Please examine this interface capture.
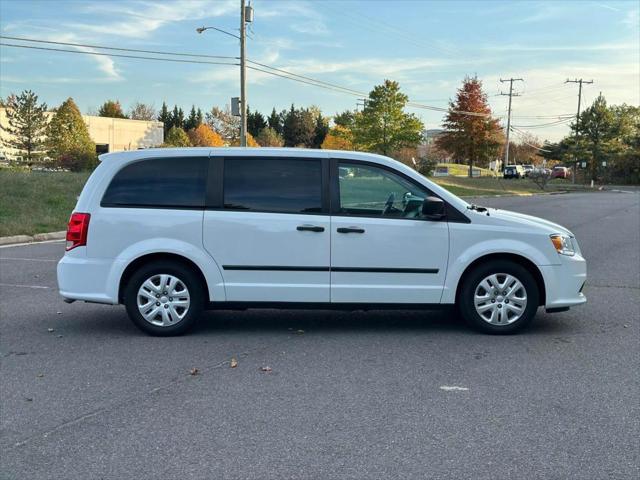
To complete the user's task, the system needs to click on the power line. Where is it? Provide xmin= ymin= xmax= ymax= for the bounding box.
xmin=1 ymin=35 xmax=557 ymax=121
xmin=511 ymin=118 xmax=573 ymax=129
xmin=0 ymin=42 xmax=239 ymax=66
xmin=0 ymin=34 xmax=238 ymax=60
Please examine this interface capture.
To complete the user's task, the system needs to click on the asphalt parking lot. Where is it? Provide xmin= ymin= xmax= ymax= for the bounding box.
xmin=1 ymin=191 xmax=639 ymax=479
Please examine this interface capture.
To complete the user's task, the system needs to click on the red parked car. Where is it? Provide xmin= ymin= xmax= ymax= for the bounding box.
xmin=552 ymin=166 xmax=571 ymax=179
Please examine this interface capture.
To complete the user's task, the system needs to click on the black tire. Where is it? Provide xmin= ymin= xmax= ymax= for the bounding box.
xmin=124 ymin=260 xmax=204 ymax=336
xmin=459 ymin=260 xmax=539 ymax=334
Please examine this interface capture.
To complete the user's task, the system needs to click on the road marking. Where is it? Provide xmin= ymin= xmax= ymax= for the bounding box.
xmin=440 ymin=386 xmax=469 ymax=392
xmin=0 ymin=257 xmax=58 ymax=262
xmin=0 ymin=283 xmax=50 ymax=290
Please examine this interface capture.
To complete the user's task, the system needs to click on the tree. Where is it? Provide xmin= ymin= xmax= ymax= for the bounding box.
xmin=267 ymin=107 xmax=284 ymax=135
xmin=157 ymin=102 xmax=171 ymax=136
xmin=196 ymin=108 xmax=204 ymax=127
xmin=353 ymin=80 xmax=424 ymax=156
xmin=187 ymin=124 xmax=224 ymax=147
xmin=184 ymin=105 xmax=201 ymax=131
xmin=163 ymin=126 xmax=191 ymax=147
xmin=321 ymin=125 xmax=354 ymax=150
xmin=171 ymin=105 xmax=185 ymax=131
xmin=1 ymin=90 xmax=48 ymax=165
xmin=575 ymin=94 xmax=620 ymax=182
xmin=98 ymin=100 xmax=127 ymax=119
xmin=47 ymin=97 xmax=96 ymax=171
xmin=283 ymin=105 xmax=316 ymax=147
xmin=312 ymin=112 xmax=329 ymax=148
xmin=247 ymin=107 xmax=267 ymax=137
xmin=256 ymin=127 xmax=284 ymax=147
xmin=206 ymin=106 xmax=240 ymax=144
xmin=231 ymin=132 xmax=260 ymax=147
xmin=510 ymin=133 xmax=542 ymax=164
xmin=128 ymin=102 xmax=156 ymax=121
xmin=333 ymin=110 xmax=356 ymax=129
xmin=435 ymin=76 xmax=504 ymax=177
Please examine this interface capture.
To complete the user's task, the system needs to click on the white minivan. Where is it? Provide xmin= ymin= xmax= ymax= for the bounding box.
xmin=57 ymin=148 xmax=586 ymax=335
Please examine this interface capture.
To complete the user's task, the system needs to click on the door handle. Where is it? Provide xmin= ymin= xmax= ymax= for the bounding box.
xmin=297 ymin=225 xmax=325 ymax=232
xmin=337 ymin=227 xmax=365 ymax=234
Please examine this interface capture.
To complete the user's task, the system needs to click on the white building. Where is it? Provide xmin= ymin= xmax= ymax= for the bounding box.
xmin=0 ymin=108 xmax=164 ymax=161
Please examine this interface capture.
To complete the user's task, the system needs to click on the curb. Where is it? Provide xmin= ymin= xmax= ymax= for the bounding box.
xmin=0 ymin=231 xmax=66 ymax=247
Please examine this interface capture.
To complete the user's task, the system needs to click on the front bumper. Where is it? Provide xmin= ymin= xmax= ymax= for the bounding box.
xmin=539 ymin=253 xmax=587 ymax=310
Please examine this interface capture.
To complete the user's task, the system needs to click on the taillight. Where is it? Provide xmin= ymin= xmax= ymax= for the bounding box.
xmin=66 ymin=213 xmax=91 ymax=251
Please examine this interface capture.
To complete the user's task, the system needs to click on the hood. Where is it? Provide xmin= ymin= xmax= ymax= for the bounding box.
xmin=486 ymin=208 xmax=574 ymax=236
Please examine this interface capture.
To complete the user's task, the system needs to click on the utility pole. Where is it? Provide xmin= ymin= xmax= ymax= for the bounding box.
xmin=565 ymin=78 xmax=593 ymax=184
xmin=239 ymin=0 xmax=248 ymax=147
xmin=499 ymin=78 xmax=523 ymax=169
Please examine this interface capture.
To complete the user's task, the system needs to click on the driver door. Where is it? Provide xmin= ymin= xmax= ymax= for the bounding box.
xmin=330 ymin=159 xmax=449 ymax=304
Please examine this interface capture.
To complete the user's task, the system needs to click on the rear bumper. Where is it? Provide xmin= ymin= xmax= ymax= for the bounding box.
xmin=57 ymin=251 xmax=121 ymax=304
xmin=539 ymin=253 xmax=587 ymax=309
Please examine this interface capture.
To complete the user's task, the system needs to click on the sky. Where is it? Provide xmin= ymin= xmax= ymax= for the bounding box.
xmin=0 ymin=0 xmax=638 ymax=142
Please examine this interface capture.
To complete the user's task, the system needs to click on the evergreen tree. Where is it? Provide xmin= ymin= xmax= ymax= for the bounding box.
xmin=283 ymin=105 xmax=315 ymax=147
xmin=435 ymin=76 xmax=503 ymax=176
xmin=1 ymin=90 xmax=48 ymax=165
xmin=98 ymin=100 xmax=127 ymax=118
xmin=353 ymin=80 xmax=424 ymax=156
xmin=47 ymin=97 xmax=96 ymax=171
xmin=157 ymin=102 xmax=171 ymax=136
xmin=170 ymin=105 xmax=185 ymax=131
xmin=312 ymin=112 xmax=329 ymax=149
xmin=196 ymin=108 xmax=204 ymax=127
xmin=247 ymin=107 xmax=267 ymax=137
xmin=267 ymin=107 xmax=283 ymax=135
xmin=184 ymin=105 xmax=199 ymax=130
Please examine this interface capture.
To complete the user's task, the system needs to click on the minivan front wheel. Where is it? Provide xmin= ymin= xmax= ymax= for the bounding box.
xmin=460 ymin=260 xmax=539 ymax=334
xmin=124 ymin=261 xmax=204 ymax=336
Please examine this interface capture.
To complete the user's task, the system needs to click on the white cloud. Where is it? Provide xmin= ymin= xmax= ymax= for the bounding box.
xmin=73 ymin=0 xmax=236 ymax=39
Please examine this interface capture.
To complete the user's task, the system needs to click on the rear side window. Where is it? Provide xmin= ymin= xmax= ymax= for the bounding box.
xmin=102 ymin=157 xmax=207 ymax=208
xmin=224 ymin=157 xmax=322 ymax=214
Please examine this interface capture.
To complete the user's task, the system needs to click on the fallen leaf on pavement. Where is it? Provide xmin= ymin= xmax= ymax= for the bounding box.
xmin=189 ymin=368 xmax=200 ymax=376
xmin=230 ymin=357 xmax=238 ymax=368
xmin=36 ymin=374 xmax=44 ymax=378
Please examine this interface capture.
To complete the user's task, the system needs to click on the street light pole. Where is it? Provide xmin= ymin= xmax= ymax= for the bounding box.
xmin=239 ymin=0 xmax=247 ymax=147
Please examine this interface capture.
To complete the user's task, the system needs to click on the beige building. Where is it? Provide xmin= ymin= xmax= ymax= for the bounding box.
xmin=0 ymin=107 xmax=164 ymax=161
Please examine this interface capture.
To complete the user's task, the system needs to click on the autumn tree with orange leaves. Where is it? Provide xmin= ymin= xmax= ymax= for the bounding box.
xmin=436 ymin=76 xmax=504 ymax=177
xmin=188 ymin=124 xmax=224 ymax=147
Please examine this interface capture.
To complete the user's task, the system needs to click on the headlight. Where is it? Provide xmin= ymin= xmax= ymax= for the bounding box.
xmin=550 ymin=234 xmax=575 ymax=256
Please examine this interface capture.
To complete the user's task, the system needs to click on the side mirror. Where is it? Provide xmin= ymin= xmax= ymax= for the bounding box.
xmin=422 ymin=196 xmax=446 ymax=220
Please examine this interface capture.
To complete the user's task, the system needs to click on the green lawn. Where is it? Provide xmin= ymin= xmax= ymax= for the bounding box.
xmin=0 ymin=169 xmax=583 ymax=237
xmin=432 ymin=176 xmax=579 ymax=197
xmin=436 ymin=163 xmax=495 ymax=177
xmin=0 ymin=170 xmax=91 ymax=236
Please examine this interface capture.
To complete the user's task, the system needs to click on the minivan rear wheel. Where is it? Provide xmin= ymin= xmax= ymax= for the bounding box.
xmin=124 ymin=261 xmax=204 ymax=336
xmin=459 ymin=260 xmax=539 ymax=334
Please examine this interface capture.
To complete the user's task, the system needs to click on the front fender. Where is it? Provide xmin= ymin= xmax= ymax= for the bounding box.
xmin=105 ymin=238 xmax=226 ymax=303
xmin=441 ymin=237 xmax=555 ymax=304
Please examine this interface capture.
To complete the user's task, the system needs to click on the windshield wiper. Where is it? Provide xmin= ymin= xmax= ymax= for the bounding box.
xmin=467 ymin=204 xmax=490 ymax=215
